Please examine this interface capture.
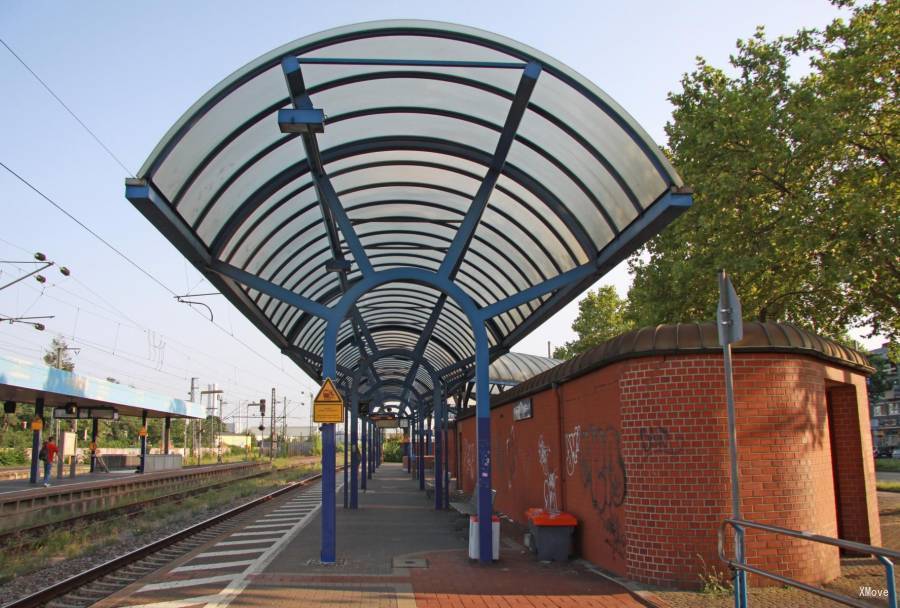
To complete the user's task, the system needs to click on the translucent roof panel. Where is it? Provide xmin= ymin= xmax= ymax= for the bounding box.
xmin=131 ymin=20 xmax=685 ymax=412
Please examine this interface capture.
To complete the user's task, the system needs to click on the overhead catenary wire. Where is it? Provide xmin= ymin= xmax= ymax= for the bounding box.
xmin=0 ymin=36 xmax=135 ymax=177
xmin=0 ymin=169 xmax=311 ymax=388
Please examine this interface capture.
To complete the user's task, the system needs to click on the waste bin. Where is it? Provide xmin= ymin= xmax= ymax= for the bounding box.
xmin=525 ymin=508 xmax=577 ymax=561
xmin=468 ymin=515 xmax=500 ymax=560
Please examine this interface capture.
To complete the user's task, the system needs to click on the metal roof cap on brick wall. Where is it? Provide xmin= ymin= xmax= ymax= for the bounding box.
xmin=476 ymin=321 xmax=874 ymax=413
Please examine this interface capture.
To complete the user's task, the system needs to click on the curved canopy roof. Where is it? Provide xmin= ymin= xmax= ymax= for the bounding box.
xmin=490 ymin=352 xmax=560 ymax=386
xmin=127 ymin=20 xmax=688 ymax=411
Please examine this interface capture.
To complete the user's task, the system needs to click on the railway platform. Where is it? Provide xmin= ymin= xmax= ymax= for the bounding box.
xmin=0 ymin=461 xmax=268 ymax=530
xmin=99 ymin=462 xmax=652 ymax=608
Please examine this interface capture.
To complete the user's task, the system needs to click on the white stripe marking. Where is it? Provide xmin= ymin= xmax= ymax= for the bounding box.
xmin=171 ymin=559 xmax=255 ymax=573
xmin=215 ymin=538 xmax=280 ymax=546
xmin=200 ymin=483 xmax=341 ymax=608
xmin=122 ymin=482 xmax=340 ymax=608
xmin=231 ymin=531 xmax=289 ymax=537
xmin=195 ymin=548 xmax=266 ymax=558
xmin=244 ymin=523 xmax=293 ymax=530
xmin=136 ymin=575 xmax=237 ymax=592
xmin=117 ymin=593 xmax=223 ymax=607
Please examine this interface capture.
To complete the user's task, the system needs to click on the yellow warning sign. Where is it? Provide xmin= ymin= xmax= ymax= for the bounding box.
xmin=31 ymin=418 xmax=43 ymax=431
xmin=313 ymin=378 xmax=344 ymax=423
xmin=139 ymin=427 xmax=148 ymax=437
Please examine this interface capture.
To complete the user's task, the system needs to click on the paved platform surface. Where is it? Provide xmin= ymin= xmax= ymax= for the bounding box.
xmin=101 ymin=462 xmax=650 ymax=608
xmin=0 ymin=469 xmax=137 ymax=494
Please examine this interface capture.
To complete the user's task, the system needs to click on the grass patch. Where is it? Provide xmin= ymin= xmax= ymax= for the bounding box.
xmin=875 ymin=459 xmax=900 ymax=472
xmin=0 ymin=461 xmax=321 ymax=583
xmin=697 ymin=554 xmax=732 ymax=596
xmin=876 ymin=481 xmax=900 ymax=492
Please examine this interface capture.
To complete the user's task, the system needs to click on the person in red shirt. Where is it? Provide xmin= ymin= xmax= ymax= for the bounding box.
xmin=40 ymin=436 xmax=58 ymax=486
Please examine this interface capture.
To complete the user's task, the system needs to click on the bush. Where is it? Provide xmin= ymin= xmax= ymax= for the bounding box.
xmin=382 ymin=438 xmax=403 ymax=463
xmin=0 ymin=447 xmax=28 ymax=466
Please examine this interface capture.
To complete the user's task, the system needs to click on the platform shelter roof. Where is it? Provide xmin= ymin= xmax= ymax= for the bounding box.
xmin=0 ymin=355 xmax=205 ymax=419
xmin=126 ymin=20 xmax=688 ymax=411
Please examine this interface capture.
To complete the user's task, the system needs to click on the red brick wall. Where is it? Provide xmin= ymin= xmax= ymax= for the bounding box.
xmin=454 ymin=351 xmax=876 ymax=589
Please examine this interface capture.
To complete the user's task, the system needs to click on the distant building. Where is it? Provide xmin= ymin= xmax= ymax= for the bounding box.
xmin=870 ymin=344 xmax=900 ymax=447
xmin=218 ymin=432 xmax=252 ymax=449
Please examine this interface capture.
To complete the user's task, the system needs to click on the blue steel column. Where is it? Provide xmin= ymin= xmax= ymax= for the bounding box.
xmin=29 ymin=397 xmax=44 ymax=484
xmin=361 ymin=415 xmax=368 ymax=490
xmin=434 ymin=383 xmax=443 ymax=510
xmin=350 ymin=383 xmax=359 ymax=508
xmin=343 ymin=404 xmax=349 ymax=508
xmin=473 ymin=320 xmax=493 ymax=562
xmin=320 ymin=319 xmax=339 ymax=563
xmin=418 ymin=408 xmax=426 ymax=490
xmin=371 ymin=424 xmax=376 ymax=472
xmin=409 ymin=414 xmax=416 ymax=477
xmin=139 ymin=409 xmax=147 ymax=474
xmin=443 ymin=399 xmax=450 ymax=509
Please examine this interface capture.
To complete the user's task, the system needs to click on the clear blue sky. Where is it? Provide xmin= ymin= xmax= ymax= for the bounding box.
xmin=0 ymin=1 xmax=859 ymax=428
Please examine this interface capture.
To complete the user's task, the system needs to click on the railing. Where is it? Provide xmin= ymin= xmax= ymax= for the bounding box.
xmin=719 ymin=518 xmax=900 ymax=608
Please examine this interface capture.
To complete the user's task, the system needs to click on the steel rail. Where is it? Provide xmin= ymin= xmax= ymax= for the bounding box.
xmin=0 ymin=462 xmax=271 ymax=551
xmin=1 ymin=466 xmax=343 ymax=608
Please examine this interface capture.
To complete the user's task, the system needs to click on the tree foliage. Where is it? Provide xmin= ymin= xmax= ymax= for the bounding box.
xmin=552 ymin=286 xmax=634 ymax=359
xmin=43 ymin=335 xmax=76 ymax=371
xmin=626 ymin=0 xmax=898 ymax=357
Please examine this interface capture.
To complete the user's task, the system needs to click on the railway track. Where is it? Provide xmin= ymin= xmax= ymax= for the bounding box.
xmin=0 ymin=463 xmax=278 ymax=552
xmin=1 ymin=467 xmax=339 ymax=608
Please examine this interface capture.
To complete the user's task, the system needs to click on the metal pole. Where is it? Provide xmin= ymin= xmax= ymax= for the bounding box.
xmin=343 ymin=404 xmax=349 ymax=508
xmin=139 ymin=409 xmax=147 ymax=474
xmin=473 ymin=319 xmax=493 ymax=563
xmin=351 ymin=386 xmax=359 ymax=508
xmin=361 ymin=415 xmax=368 ymax=490
xmin=434 ymin=383 xmax=443 ymax=510
xmin=90 ymin=417 xmax=99 ymax=473
xmin=320 ymin=322 xmax=338 ymax=564
xmin=29 ymin=398 xmax=44 ymax=484
xmin=719 ymin=270 xmax=747 ymax=607
xmin=163 ymin=416 xmax=171 ymax=455
xmin=418 ymin=409 xmax=425 ymax=490
xmin=368 ymin=420 xmax=374 ymax=479
xmin=270 ymin=388 xmax=276 ymax=460
xmin=444 ymin=399 xmax=450 ymax=509
xmin=724 ymin=341 xmax=748 ymax=607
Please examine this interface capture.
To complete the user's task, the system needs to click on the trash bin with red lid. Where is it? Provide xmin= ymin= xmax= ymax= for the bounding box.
xmin=525 ymin=508 xmax=577 ymax=561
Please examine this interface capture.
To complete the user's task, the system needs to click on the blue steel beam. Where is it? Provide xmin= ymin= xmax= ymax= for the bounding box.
xmin=295 ymin=57 xmax=527 ymax=69
xmin=438 ymin=62 xmax=541 ymax=279
xmin=211 ymin=261 xmax=331 ymax=319
xmin=398 ymin=294 xmax=447 ymax=405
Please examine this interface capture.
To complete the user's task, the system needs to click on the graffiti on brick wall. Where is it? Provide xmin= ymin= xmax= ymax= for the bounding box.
xmin=565 ymin=424 xmax=581 ymax=477
xmin=576 ymin=425 xmax=627 ymax=513
xmin=537 ymin=434 xmax=559 ymax=513
xmin=463 ymin=438 xmax=475 ymax=483
xmin=603 ymin=513 xmax=627 ymax=559
xmin=639 ymin=426 xmax=676 ymax=455
xmin=575 ymin=425 xmax=628 ymax=560
xmin=505 ymin=425 xmax=517 ymax=489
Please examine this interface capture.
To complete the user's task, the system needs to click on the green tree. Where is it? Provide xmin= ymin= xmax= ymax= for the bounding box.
xmin=552 ymin=286 xmax=634 ymax=359
xmin=868 ymin=353 xmax=894 ymax=402
xmin=626 ymin=0 xmax=898 ymax=357
xmin=43 ymin=335 xmax=76 ymax=371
